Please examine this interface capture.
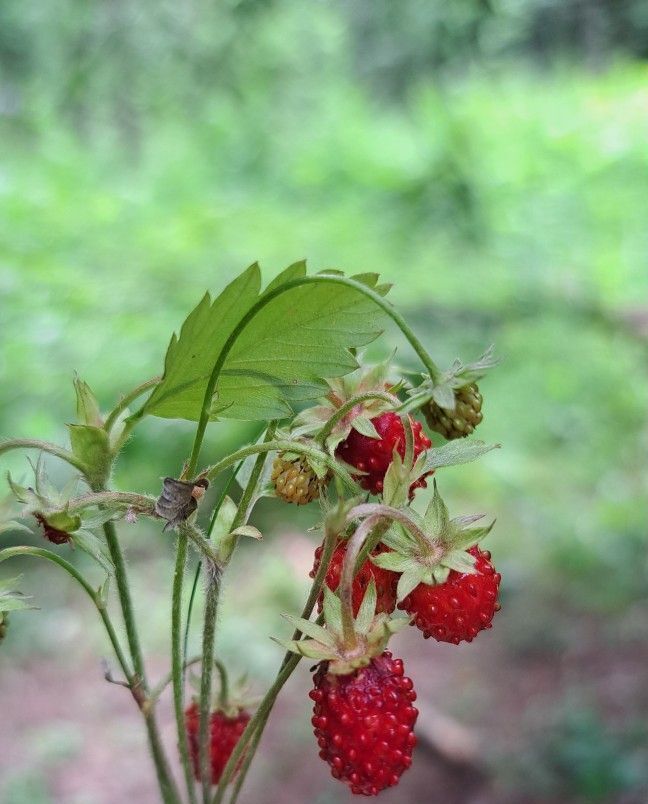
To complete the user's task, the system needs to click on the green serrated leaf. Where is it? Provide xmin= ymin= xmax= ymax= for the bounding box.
xmin=264 ymin=261 xmax=307 ymax=294
xmin=145 ymin=266 xmax=389 ymax=423
xmin=355 ymin=578 xmax=377 ymax=635
xmin=143 ymin=265 xmax=262 ymax=420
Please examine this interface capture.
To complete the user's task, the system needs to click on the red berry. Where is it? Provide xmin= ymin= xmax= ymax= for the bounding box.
xmin=399 ymin=546 xmax=501 ymax=644
xmin=310 ymin=541 xmax=398 ymax=616
xmin=185 ymin=702 xmax=250 ymax=785
xmin=335 ymin=412 xmax=432 ymax=496
xmin=311 ymin=651 xmax=417 ymax=796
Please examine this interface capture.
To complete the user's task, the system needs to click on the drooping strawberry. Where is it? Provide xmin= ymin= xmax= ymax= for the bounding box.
xmin=371 ymin=480 xmax=499 ymax=644
xmin=310 ymin=651 xmax=417 ymax=796
xmin=336 ymin=412 xmax=431 ymax=496
xmin=278 ymin=560 xmax=414 ymax=796
xmin=399 ymin=546 xmax=501 ymax=644
xmin=185 ymin=701 xmax=250 ymax=785
xmin=310 ymin=540 xmax=398 ymax=616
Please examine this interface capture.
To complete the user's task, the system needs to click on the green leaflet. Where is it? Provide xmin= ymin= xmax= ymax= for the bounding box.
xmin=143 ymin=263 xmax=390 ymax=422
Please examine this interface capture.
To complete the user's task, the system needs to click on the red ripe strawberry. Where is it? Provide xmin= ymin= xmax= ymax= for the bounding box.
xmin=399 ymin=546 xmax=501 ymax=644
xmin=185 ymin=701 xmax=250 ymax=785
xmin=310 ymin=541 xmax=398 ymax=617
xmin=310 ymin=651 xmax=418 ymax=796
xmin=335 ymin=412 xmax=431 ymax=496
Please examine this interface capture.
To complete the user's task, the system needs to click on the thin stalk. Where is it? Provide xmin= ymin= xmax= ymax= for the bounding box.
xmin=172 ymin=531 xmax=197 ymax=804
xmin=104 ymin=376 xmax=160 ymax=433
xmin=101 ymin=518 xmax=182 ymax=804
xmin=315 ymin=391 xmax=398 ymax=446
xmin=0 ymin=438 xmax=88 ymax=474
xmin=214 ymin=660 xmax=229 ymax=709
xmin=199 ymin=564 xmax=221 ymax=803
xmin=214 ymin=528 xmax=337 ymax=803
xmin=184 ymin=273 xmax=442 ymax=478
xmin=197 ymin=424 xmax=276 ymax=803
xmin=149 ymin=655 xmax=202 ymax=706
xmin=211 ymin=654 xmax=301 ymax=804
xmin=204 ymin=439 xmax=358 ymax=493
xmin=339 ymin=514 xmax=384 ymax=644
xmin=0 ymin=546 xmax=132 ymax=685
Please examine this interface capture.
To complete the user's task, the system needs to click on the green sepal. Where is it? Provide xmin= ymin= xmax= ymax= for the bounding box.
xmin=271 ymin=636 xmax=333 ymax=661
xmin=210 ymin=495 xmax=238 ymax=564
xmin=230 ymin=525 xmax=262 ymax=541
xmin=0 ymin=575 xmax=37 ymax=613
xmin=46 ymin=509 xmax=81 ymax=534
xmin=72 ymin=528 xmax=114 ymax=573
xmin=67 ymin=424 xmax=111 ymax=486
xmin=73 ymin=374 xmax=103 ymax=427
xmin=351 ymin=416 xmax=380 ymax=440
xmin=430 ymin=383 xmax=456 ymax=411
xmin=322 ymin=586 xmax=344 ymax=637
xmin=355 ymin=578 xmax=377 ymax=636
xmin=423 ymin=439 xmax=500 ymax=473
xmin=370 ymin=551 xmax=421 ymax=575
xmin=397 ymin=570 xmax=424 ymax=601
xmin=280 ymin=614 xmax=336 ymax=646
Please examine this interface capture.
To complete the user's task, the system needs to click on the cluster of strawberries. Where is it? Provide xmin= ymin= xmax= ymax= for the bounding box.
xmin=186 ymin=370 xmax=500 ymax=797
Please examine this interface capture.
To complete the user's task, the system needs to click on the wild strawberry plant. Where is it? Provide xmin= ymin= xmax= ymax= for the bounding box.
xmin=0 ymin=263 xmax=500 ymax=802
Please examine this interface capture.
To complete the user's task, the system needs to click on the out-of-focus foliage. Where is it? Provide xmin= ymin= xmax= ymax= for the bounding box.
xmin=1 ymin=2 xmax=647 ymax=802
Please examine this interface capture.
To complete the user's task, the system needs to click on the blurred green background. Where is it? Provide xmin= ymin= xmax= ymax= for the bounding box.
xmin=1 ymin=1 xmax=647 ymax=802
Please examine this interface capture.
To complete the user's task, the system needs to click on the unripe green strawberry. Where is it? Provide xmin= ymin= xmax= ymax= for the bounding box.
xmin=271 ymin=455 xmax=328 ymax=505
xmin=424 ymin=383 xmax=483 ymax=440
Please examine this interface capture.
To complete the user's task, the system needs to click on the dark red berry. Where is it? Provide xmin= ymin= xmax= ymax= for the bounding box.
xmin=34 ymin=513 xmax=72 ymax=545
xmin=335 ymin=413 xmax=432 ymax=496
xmin=185 ymin=702 xmax=250 ymax=785
xmin=310 ymin=651 xmax=417 ymax=796
xmin=399 ymin=546 xmax=501 ymax=644
xmin=310 ymin=541 xmax=398 ymax=616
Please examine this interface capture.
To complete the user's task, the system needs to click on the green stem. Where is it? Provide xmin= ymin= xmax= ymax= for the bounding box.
xmin=101 ymin=519 xmax=183 ymax=804
xmin=104 ymin=376 xmax=160 ymax=434
xmin=212 ymin=654 xmax=301 ymax=804
xmin=339 ymin=513 xmax=383 ymax=645
xmin=184 ymin=273 xmax=442 ymax=478
xmin=0 ymin=438 xmax=88 ymax=474
xmin=204 ymin=439 xmax=358 ymax=493
xmin=172 ymin=531 xmax=198 ymax=804
xmin=149 ymin=655 xmax=202 ymax=706
xmin=214 ymin=528 xmax=337 ymax=803
xmin=0 ymin=546 xmax=131 ymax=683
xmin=197 ymin=423 xmax=276 ymax=801
xmin=199 ymin=565 xmax=221 ymax=803
xmin=214 ymin=660 xmax=229 ymax=710
xmin=67 ymin=491 xmax=155 ymax=514
xmin=316 ymin=391 xmax=398 ymax=446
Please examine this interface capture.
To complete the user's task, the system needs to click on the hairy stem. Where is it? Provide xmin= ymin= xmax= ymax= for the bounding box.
xmin=204 ymin=439 xmax=358 ymax=493
xmin=213 ymin=528 xmax=337 ymax=803
xmin=0 ymin=438 xmax=88 ymax=474
xmin=104 ymin=376 xmax=160 ymax=434
xmin=199 ymin=564 xmax=221 ymax=803
xmin=172 ymin=531 xmax=197 ymax=804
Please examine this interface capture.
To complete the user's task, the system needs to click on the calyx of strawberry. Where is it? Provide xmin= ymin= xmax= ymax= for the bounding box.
xmin=372 ymin=480 xmax=494 ymax=601
xmin=7 ymin=464 xmax=114 ymax=571
xmin=189 ymin=660 xmax=257 ymax=718
xmin=291 ymin=359 xmax=402 ymax=453
xmin=412 ymin=345 xmax=497 ymax=414
xmin=276 ymin=581 xmax=409 ymax=676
